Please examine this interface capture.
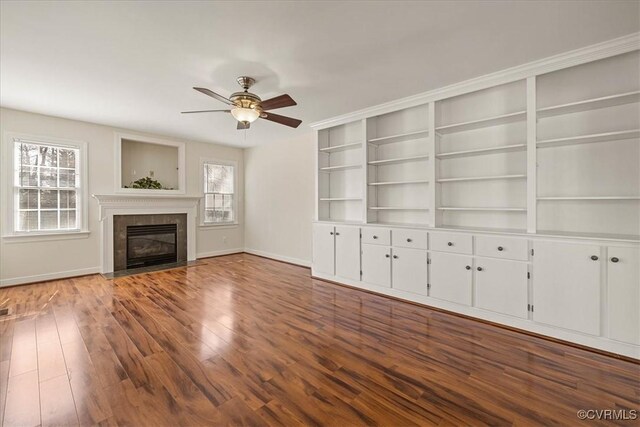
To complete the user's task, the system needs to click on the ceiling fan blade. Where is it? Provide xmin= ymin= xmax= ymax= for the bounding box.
xmin=260 ymin=112 xmax=302 ymax=128
xmin=260 ymin=94 xmax=297 ymax=110
xmin=193 ymin=87 xmax=234 ymax=105
xmin=237 ymin=121 xmax=250 ymax=130
xmin=181 ymin=109 xmax=231 ymax=114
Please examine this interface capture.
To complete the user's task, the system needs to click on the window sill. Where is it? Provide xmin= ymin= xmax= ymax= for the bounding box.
xmin=2 ymin=230 xmax=91 ymax=243
xmin=198 ymin=222 xmax=239 ymax=230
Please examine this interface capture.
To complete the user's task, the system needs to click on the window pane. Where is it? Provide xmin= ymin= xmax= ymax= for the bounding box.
xmin=59 ymin=149 xmax=76 ymax=168
xmin=40 ymin=167 xmax=58 ymax=187
xmin=19 ymin=189 xmax=38 ymax=209
xmin=40 ymin=190 xmax=58 ymax=209
xmin=39 ymin=146 xmax=57 ymax=167
xmin=204 ymin=209 xmax=214 ymax=223
xmin=60 ymin=210 xmax=76 ymax=229
xmin=40 ymin=211 xmax=58 ymax=230
xmin=60 ymin=190 xmax=76 ymax=209
xmin=18 ymin=211 xmax=38 ymax=231
xmin=59 ymin=169 xmax=76 ymax=188
xmin=205 ymin=193 xmax=214 ymax=209
xmin=20 ymin=144 xmax=39 ymax=166
xmin=19 ymin=167 xmax=38 ymax=186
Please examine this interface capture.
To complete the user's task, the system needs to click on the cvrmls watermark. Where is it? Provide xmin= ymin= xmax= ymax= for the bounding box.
xmin=577 ymin=409 xmax=638 ymax=421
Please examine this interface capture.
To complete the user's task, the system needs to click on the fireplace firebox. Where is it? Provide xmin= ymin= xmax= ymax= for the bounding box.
xmin=126 ymin=223 xmax=178 ymax=269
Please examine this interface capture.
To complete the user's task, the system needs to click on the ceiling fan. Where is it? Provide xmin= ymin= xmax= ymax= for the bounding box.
xmin=182 ymin=76 xmax=302 ymax=130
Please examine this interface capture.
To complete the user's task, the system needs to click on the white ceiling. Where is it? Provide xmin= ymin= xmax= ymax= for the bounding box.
xmin=1 ymin=1 xmax=638 ymax=148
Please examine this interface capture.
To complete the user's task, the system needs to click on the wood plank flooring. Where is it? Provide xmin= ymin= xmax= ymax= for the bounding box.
xmin=0 ymin=253 xmax=638 ymax=426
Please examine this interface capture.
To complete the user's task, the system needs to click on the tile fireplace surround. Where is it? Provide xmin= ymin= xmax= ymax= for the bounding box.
xmin=93 ymin=194 xmax=200 ymax=273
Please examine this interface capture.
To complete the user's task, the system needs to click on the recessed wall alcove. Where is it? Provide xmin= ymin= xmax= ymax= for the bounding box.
xmin=115 ymin=133 xmax=186 ymax=194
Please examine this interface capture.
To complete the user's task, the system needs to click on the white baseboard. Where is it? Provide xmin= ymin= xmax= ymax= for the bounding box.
xmin=0 ymin=266 xmax=102 ymax=288
xmin=196 ymin=248 xmax=244 ymax=259
xmin=243 ymin=248 xmax=311 ymax=268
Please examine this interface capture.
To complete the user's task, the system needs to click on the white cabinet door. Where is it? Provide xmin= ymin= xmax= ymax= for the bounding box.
xmin=312 ymin=224 xmax=335 ymax=276
xmin=475 ymin=258 xmax=528 ymax=319
xmin=429 ymin=252 xmax=473 ymax=306
xmin=361 ymin=244 xmax=391 ymax=287
xmin=608 ymin=247 xmax=640 ymax=345
xmin=392 ymin=247 xmax=428 ymax=295
xmin=532 ymin=241 xmax=601 ymax=336
xmin=335 ymin=226 xmax=361 ymax=282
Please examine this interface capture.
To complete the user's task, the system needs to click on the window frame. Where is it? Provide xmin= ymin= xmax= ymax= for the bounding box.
xmin=3 ymin=132 xmax=89 ymax=239
xmin=200 ymin=158 xmax=238 ymax=227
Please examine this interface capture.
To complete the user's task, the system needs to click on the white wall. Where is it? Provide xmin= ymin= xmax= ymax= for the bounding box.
xmin=0 ymin=107 xmax=244 ymax=286
xmin=243 ymin=133 xmax=315 ymax=266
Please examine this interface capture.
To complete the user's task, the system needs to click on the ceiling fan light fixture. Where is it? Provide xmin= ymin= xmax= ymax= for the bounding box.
xmin=231 ymin=106 xmax=260 ymax=123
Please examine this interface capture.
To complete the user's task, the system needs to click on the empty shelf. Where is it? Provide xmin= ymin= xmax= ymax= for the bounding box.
xmin=367 ymin=129 xmax=429 ymax=145
xmin=319 ymin=164 xmax=362 ymax=172
xmin=435 ymin=111 xmax=526 ymax=135
xmin=537 ymin=196 xmax=640 ymax=201
xmin=437 ymin=144 xmax=526 ymax=159
xmin=319 ymin=197 xmax=363 ymax=201
xmin=437 ymin=174 xmax=526 ymax=183
xmin=368 ymin=180 xmax=429 ymax=186
xmin=537 ymin=91 xmax=640 ymax=118
xmin=319 ymin=142 xmax=363 ymax=152
xmin=438 ymin=207 xmax=526 ymax=212
xmin=537 ymin=129 xmax=640 ymax=148
xmin=369 ymin=207 xmax=430 ymax=211
xmin=368 ymin=154 xmax=429 ymax=165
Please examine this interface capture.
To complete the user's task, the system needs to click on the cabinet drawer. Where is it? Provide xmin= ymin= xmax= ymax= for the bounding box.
xmin=475 ymin=236 xmax=529 ymax=261
xmin=429 ymin=232 xmax=472 ymax=254
xmin=392 ymin=229 xmax=428 ymax=250
xmin=361 ymin=227 xmax=390 ymax=245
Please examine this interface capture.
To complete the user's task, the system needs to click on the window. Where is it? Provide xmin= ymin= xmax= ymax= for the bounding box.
xmin=12 ymin=138 xmax=85 ymax=233
xmin=202 ymin=160 xmax=236 ymax=224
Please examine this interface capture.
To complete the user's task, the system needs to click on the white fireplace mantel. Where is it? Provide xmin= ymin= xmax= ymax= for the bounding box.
xmin=92 ymin=194 xmax=201 ymax=273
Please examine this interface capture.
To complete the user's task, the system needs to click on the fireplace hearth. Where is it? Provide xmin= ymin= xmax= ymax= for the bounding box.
xmin=126 ymin=224 xmax=178 ymax=268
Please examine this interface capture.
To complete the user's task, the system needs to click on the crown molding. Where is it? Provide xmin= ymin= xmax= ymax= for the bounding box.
xmin=310 ymin=32 xmax=640 ymax=130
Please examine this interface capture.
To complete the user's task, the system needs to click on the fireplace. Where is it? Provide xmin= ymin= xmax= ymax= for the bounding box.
xmin=112 ymin=213 xmax=188 ymax=272
xmin=126 ymin=224 xmax=178 ymax=268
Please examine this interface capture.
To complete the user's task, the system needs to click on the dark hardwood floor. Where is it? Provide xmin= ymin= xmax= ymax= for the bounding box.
xmin=0 ymin=253 xmax=638 ymax=426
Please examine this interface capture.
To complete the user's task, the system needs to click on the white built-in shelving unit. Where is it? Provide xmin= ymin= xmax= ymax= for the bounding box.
xmin=536 ymin=50 xmax=640 ymax=239
xmin=366 ymin=104 xmax=431 ymax=226
xmin=317 ymin=120 xmax=365 ymax=222
xmin=313 ymin=46 xmax=640 ymax=241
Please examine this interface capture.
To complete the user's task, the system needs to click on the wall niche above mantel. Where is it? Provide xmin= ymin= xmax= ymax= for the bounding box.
xmin=115 ymin=133 xmax=186 ymax=195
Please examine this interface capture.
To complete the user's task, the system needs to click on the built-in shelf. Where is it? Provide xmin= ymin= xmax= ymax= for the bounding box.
xmin=437 ymin=174 xmax=526 ymax=183
xmin=437 ymin=144 xmax=526 ymax=159
xmin=435 ymin=111 xmax=526 ymax=135
xmin=319 ymin=197 xmax=363 ymax=201
xmin=368 ymin=180 xmax=429 ymax=186
xmin=369 ymin=207 xmax=430 ymax=211
xmin=319 ymin=142 xmax=363 ymax=152
xmin=367 ymin=129 xmax=429 ymax=145
xmin=537 ymin=196 xmax=640 ymax=201
xmin=537 ymin=90 xmax=640 ymax=118
xmin=319 ymin=164 xmax=362 ymax=172
xmin=536 ymin=230 xmax=640 ymax=243
xmin=537 ymin=129 xmax=640 ymax=148
xmin=368 ymin=154 xmax=429 ymax=165
xmin=438 ymin=207 xmax=527 ymax=212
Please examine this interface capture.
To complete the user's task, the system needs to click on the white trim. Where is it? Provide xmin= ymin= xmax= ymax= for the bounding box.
xmin=114 ymin=132 xmax=186 ymax=195
xmin=244 ymin=248 xmax=311 ymax=268
xmin=2 ymin=230 xmax=90 ymax=243
xmin=3 ymin=132 xmax=89 ymax=237
xmin=310 ymin=32 xmax=640 ymax=130
xmin=200 ymin=157 xmax=238 ymax=227
xmin=0 ymin=266 xmax=101 ymax=288
xmin=196 ymin=248 xmax=244 ymax=259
